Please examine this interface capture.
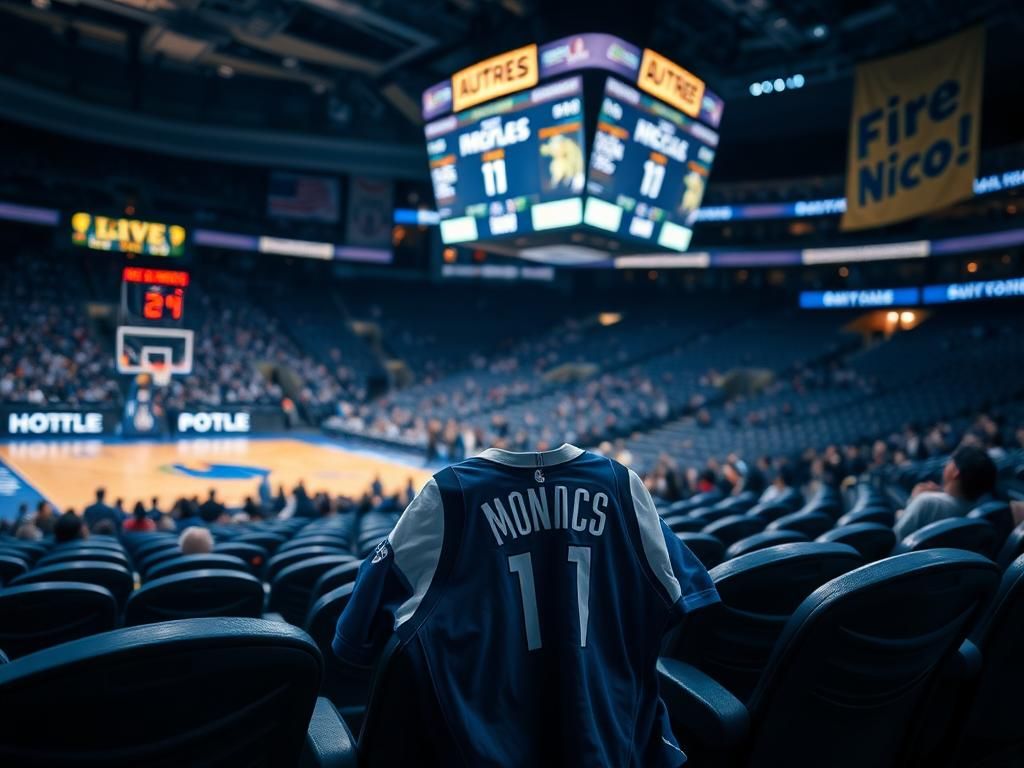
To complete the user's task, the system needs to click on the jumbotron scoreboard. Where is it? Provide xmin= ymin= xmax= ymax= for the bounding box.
xmin=422 ymin=34 xmax=724 ymax=258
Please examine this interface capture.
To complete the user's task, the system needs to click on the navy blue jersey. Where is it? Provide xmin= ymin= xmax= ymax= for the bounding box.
xmin=334 ymin=444 xmax=719 ymax=766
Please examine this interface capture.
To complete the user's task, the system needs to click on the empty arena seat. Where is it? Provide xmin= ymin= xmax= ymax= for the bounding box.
xmin=305 ymin=584 xmax=370 ymax=725
xmin=0 ymin=618 xmax=355 ymax=767
xmin=703 ymin=515 xmax=766 ymax=548
xmin=146 ymin=553 xmax=250 ymax=582
xmin=270 ymin=555 xmax=356 ymax=626
xmin=11 ymin=561 xmax=133 ymax=608
xmin=0 ymin=555 xmax=29 ymax=586
xmin=948 ymin=554 xmax=1024 ymax=767
xmin=766 ymin=511 xmax=834 ymax=538
xmin=658 ymin=550 xmax=1000 ymax=767
xmin=279 ymin=535 xmax=351 ymax=554
xmin=266 ymin=546 xmax=356 ymax=582
xmin=0 ymin=541 xmax=48 ymax=563
xmin=817 ymin=522 xmax=897 ymax=562
xmin=967 ymin=500 xmax=1014 ymax=545
xmin=725 ymin=530 xmax=809 ymax=559
xmin=215 ymin=542 xmax=269 ymax=571
xmin=745 ymin=502 xmax=792 ymax=523
xmin=689 ymin=506 xmax=737 ymax=525
xmin=0 ymin=583 xmax=117 ymax=659
xmin=56 ymin=538 xmax=125 ymax=552
xmin=139 ymin=546 xmax=187 ymax=575
xmin=677 ymin=533 xmax=725 ymax=570
xmin=310 ymin=560 xmax=362 ymax=605
xmin=38 ymin=547 xmax=130 ymax=569
xmin=130 ymin=536 xmax=180 ymax=561
xmin=662 ymin=515 xmax=706 ymax=534
xmin=234 ymin=532 xmax=287 ymax=554
xmin=895 ymin=518 xmax=998 ymax=559
xmin=836 ymin=506 xmax=895 ymax=527
xmin=667 ymin=542 xmax=862 ymax=703
xmin=124 ymin=570 xmax=264 ymax=627
xmin=996 ymin=521 xmax=1024 ymax=569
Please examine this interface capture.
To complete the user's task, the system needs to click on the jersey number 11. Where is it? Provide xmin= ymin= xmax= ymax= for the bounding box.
xmin=508 ymin=546 xmax=591 ymax=651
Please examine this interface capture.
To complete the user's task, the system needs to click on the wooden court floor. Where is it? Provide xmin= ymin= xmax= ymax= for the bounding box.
xmin=0 ymin=437 xmax=432 ymax=513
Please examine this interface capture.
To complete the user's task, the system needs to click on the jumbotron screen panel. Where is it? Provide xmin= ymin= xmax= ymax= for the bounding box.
xmin=422 ymin=35 xmax=723 ymax=256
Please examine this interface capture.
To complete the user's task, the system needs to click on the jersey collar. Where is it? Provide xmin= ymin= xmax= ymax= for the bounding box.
xmin=478 ymin=443 xmax=584 ymax=467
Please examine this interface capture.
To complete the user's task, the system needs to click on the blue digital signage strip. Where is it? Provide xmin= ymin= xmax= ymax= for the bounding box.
xmin=799 ymin=277 xmax=1024 ymax=309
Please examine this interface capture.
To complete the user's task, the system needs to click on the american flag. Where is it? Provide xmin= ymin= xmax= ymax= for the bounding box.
xmin=267 ymin=172 xmax=340 ymax=223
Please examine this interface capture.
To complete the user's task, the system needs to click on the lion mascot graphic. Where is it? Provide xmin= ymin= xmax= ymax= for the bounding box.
xmin=540 ymin=134 xmax=585 ymax=193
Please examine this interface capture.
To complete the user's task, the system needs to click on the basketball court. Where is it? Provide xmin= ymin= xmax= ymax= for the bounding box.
xmin=0 ymin=436 xmax=432 ymax=515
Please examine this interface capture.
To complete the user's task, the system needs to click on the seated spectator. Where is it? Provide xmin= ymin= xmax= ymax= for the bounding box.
xmin=198 ymin=489 xmax=225 ymax=523
xmin=54 ymin=510 xmax=88 ymax=544
xmin=894 ymin=445 xmax=998 ymax=540
xmin=760 ymin=465 xmax=795 ymax=504
xmin=124 ymin=502 xmax=156 ymax=532
xmin=92 ymin=519 xmax=118 ymax=537
xmin=15 ymin=520 xmax=42 ymax=541
xmin=84 ymin=487 xmax=122 ymax=535
xmin=147 ymin=497 xmax=162 ymax=521
xmin=179 ymin=526 xmax=214 ymax=555
xmin=33 ymin=501 xmax=56 ymax=535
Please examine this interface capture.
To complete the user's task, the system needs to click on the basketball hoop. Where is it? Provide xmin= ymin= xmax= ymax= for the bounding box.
xmin=149 ymin=362 xmax=172 ymax=388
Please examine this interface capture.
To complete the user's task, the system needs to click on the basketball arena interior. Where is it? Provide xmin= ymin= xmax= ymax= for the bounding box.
xmin=0 ymin=0 xmax=1022 ymax=765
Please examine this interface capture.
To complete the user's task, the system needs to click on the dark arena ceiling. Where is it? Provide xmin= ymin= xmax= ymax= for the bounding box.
xmin=0 ymin=0 xmax=1021 ymax=177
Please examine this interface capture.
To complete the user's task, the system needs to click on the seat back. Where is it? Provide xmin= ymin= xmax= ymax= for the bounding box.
xmin=676 ymin=533 xmax=725 ymax=570
xmin=725 ymin=530 xmax=809 ymax=559
xmin=817 ymin=523 xmax=897 ymax=562
xmin=0 ymin=555 xmax=29 ymax=586
xmin=305 ymin=584 xmax=371 ymax=721
xmin=139 ymin=546 xmax=187 ymax=576
xmin=146 ymin=554 xmax=249 ymax=582
xmin=662 ymin=515 xmax=705 ymax=534
xmin=11 ymin=561 xmax=134 ymax=607
xmin=996 ymin=521 xmax=1024 ymax=569
xmin=966 ymin=501 xmax=1014 ymax=546
xmin=670 ymin=542 xmax=862 ymax=703
xmin=234 ymin=532 xmax=287 ymax=554
xmin=124 ymin=570 xmax=264 ymax=627
xmin=0 ymin=618 xmax=322 ymax=767
xmin=310 ymin=560 xmax=362 ymax=605
xmin=215 ymin=542 xmax=269 ymax=572
xmin=0 ymin=583 xmax=117 ymax=658
xmin=38 ymin=548 xmax=130 ymax=569
xmin=279 ymin=535 xmax=351 ymax=554
xmin=270 ymin=555 xmax=355 ymax=625
xmin=837 ymin=507 xmax=896 ymax=527
xmin=745 ymin=550 xmax=999 ymax=768
xmin=767 ymin=511 xmax=834 ymax=538
xmin=895 ymin=518 xmax=998 ymax=559
xmin=745 ymin=502 xmax=793 ymax=523
xmin=953 ymin=555 xmax=1024 ymax=766
xmin=265 ymin=546 xmax=348 ymax=582
xmin=702 ymin=515 xmax=765 ymax=547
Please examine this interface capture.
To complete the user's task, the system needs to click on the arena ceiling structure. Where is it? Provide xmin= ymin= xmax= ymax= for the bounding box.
xmin=0 ymin=0 xmax=1020 ymax=175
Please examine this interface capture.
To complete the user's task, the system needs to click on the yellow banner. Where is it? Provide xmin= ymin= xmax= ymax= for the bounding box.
xmin=842 ymin=26 xmax=985 ymax=231
xmin=452 ymin=44 xmax=539 ymax=113
xmin=637 ymin=49 xmax=705 ymax=118
xmin=70 ymin=212 xmax=187 ymax=257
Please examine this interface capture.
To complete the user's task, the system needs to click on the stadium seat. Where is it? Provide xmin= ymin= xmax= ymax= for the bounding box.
xmin=279 ymin=535 xmax=352 ymax=554
xmin=0 ymin=583 xmax=117 ymax=659
xmin=966 ymin=500 xmax=1014 ymax=545
xmin=895 ymin=518 xmax=998 ymax=559
xmin=11 ymin=561 xmax=133 ymax=608
xmin=745 ymin=501 xmax=792 ymax=523
xmin=270 ymin=555 xmax=356 ymax=626
xmin=56 ymin=538 xmax=125 ymax=553
xmin=0 ymin=555 xmax=29 ymax=586
xmin=667 ymin=542 xmax=862 ymax=703
xmin=0 ymin=650 xmax=7 ymax=664
xmin=658 ymin=550 xmax=1000 ymax=767
xmin=0 ymin=541 xmax=48 ymax=563
xmin=836 ymin=506 xmax=895 ymax=527
xmin=662 ymin=515 xmax=706 ymax=534
xmin=689 ymin=506 xmax=737 ymax=525
xmin=725 ymin=530 xmax=809 ymax=559
xmin=130 ymin=536 xmax=180 ymax=561
xmin=702 ymin=515 xmax=766 ymax=548
xmin=146 ymin=553 xmax=250 ymax=582
xmin=38 ymin=547 xmax=130 ymax=569
xmin=677 ymin=533 xmax=725 ymax=570
xmin=310 ymin=560 xmax=362 ymax=605
xmin=995 ymin=521 xmax=1024 ymax=569
xmin=947 ymin=554 xmax=1024 ymax=767
xmin=817 ymin=523 xmax=897 ymax=562
xmin=234 ymin=532 xmax=287 ymax=554
xmin=766 ymin=511 xmax=834 ymax=538
xmin=124 ymin=570 xmax=264 ymax=627
xmin=215 ymin=542 xmax=269 ymax=571
xmin=305 ymin=584 xmax=370 ymax=725
xmin=139 ymin=546 xmax=187 ymax=575
xmin=0 ymin=618 xmax=355 ymax=767
xmin=267 ymin=546 xmax=356 ymax=582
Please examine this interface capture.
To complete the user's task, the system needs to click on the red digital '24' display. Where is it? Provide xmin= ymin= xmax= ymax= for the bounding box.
xmin=121 ymin=267 xmax=189 ymax=327
xmin=143 ymin=289 xmax=184 ymax=321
